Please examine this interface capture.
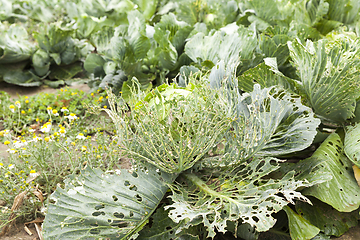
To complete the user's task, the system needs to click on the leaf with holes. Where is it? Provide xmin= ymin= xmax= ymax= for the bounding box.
xmin=234 ymin=84 xmax=320 ymax=159
xmin=43 ymin=165 xmax=175 ymax=239
xmin=137 ymin=206 xmax=201 ymax=240
xmin=344 ymin=122 xmax=360 ymax=167
xmin=105 ymin=83 xmax=233 ymax=174
xmin=166 ymin=157 xmax=316 ymax=238
xmin=237 ymin=58 xmax=301 ymax=93
xmin=288 ymin=38 xmax=360 ymax=123
xmin=302 ymin=133 xmax=360 ymax=212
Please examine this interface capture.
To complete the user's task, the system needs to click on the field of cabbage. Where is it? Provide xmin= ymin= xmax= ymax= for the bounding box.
xmin=2 ymin=0 xmax=360 ymax=239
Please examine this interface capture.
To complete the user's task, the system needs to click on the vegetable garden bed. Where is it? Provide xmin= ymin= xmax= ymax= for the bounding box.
xmin=2 ymin=0 xmax=360 ymax=239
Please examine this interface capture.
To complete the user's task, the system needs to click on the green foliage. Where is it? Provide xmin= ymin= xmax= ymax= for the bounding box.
xmin=43 ymin=164 xmax=174 ymax=239
xmin=3 ymin=0 xmax=360 ymax=239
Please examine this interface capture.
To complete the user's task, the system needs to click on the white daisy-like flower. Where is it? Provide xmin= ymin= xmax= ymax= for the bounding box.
xmin=15 ymin=101 xmax=21 ymax=108
xmin=13 ymin=140 xmax=23 ymax=148
xmin=7 ymin=149 xmax=16 ymax=154
xmin=3 ymin=130 xmax=10 ymax=137
xmin=76 ymin=133 xmax=86 ymax=140
xmin=52 ymin=109 xmax=59 ymax=116
xmin=40 ymin=122 xmax=52 ymax=133
xmin=32 ymin=135 xmax=41 ymax=142
xmin=9 ymin=105 xmax=15 ymax=113
xmin=65 ymin=113 xmax=78 ymax=121
xmin=8 ymin=163 xmax=15 ymax=169
xmin=61 ymin=107 xmax=69 ymax=112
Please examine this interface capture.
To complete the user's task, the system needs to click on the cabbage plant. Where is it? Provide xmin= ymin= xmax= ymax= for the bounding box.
xmin=42 ymin=63 xmax=340 ymax=239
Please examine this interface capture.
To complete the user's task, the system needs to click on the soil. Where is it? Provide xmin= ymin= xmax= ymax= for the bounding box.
xmin=0 ymin=223 xmax=39 ymax=240
xmin=1 ymin=82 xmax=360 ymax=240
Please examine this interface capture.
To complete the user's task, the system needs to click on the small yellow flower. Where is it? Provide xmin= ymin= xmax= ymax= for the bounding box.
xmin=98 ymin=96 xmax=103 ymax=102
xmin=25 ymin=96 xmax=28 ymax=99
xmin=47 ymin=106 xmax=52 ymax=111
xmin=91 ymin=93 xmax=94 ymax=97
xmin=21 ymin=110 xmax=26 ymax=114
xmin=71 ymin=142 xmax=76 ymax=146
xmin=81 ymin=145 xmax=87 ymax=151
xmin=25 ymin=100 xmax=29 ymax=104
xmin=4 ymin=141 xmax=10 ymax=145
xmin=44 ymin=137 xmax=50 ymax=142
xmin=103 ymin=105 xmax=107 ymax=109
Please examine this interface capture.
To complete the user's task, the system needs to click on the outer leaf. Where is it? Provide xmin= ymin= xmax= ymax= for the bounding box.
xmin=302 ymin=133 xmax=360 ymax=212
xmin=48 ymin=63 xmax=83 ymax=80
xmin=288 ymin=39 xmax=360 ymax=123
xmin=3 ymin=70 xmax=42 ymax=87
xmin=344 ymin=122 xmax=360 ymax=167
xmin=296 ymin=196 xmax=360 ymax=237
xmin=236 ymin=84 xmax=320 ymax=158
xmin=238 ymin=58 xmax=300 ymax=93
xmin=84 ymin=53 xmax=106 ymax=77
xmin=154 ymin=13 xmax=193 ymax=54
xmin=137 ymin=206 xmax=200 ymax=240
xmin=43 ymin=165 xmax=174 ymax=239
xmin=0 ymin=25 xmax=35 ymax=63
xmin=205 ymin=63 xmax=320 ymax=168
xmin=166 ymin=157 xmax=314 ymax=238
xmin=134 ymin=0 xmax=158 ymax=20
xmin=283 ymin=206 xmax=320 ymax=240
xmin=32 ymin=49 xmax=51 ymax=76
xmin=184 ymin=25 xmax=257 ymax=68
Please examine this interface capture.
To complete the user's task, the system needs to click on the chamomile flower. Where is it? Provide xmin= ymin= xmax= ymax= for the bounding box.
xmin=8 ymin=164 xmax=15 ymax=169
xmin=13 ymin=140 xmax=24 ymax=148
xmin=81 ymin=145 xmax=87 ymax=151
xmin=52 ymin=109 xmax=59 ymax=116
xmin=59 ymin=127 xmax=66 ymax=137
xmin=9 ymin=105 xmax=15 ymax=113
xmin=15 ymin=101 xmax=21 ymax=108
xmin=40 ymin=122 xmax=52 ymax=133
xmin=61 ymin=107 xmax=69 ymax=113
xmin=29 ymin=170 xmax=38 ymax=178
xmin=32 ymin=135 xmax=41 ymax=142
xmin=7 ymin=149 xmax=16 ymax=154
xmin=76 ymin=133 xmax=86 ymax=140
xmin=65 ymin=113 xmax=78 ymax=121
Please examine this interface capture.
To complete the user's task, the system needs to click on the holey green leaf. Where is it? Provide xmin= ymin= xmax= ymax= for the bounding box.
xmin=166 ymin=157 xmax=314 ymax=238
xmin=201 ymin=63 xmax=320 ymax=169
xmin=104 ymin=85 xmax=234 ymax=174
xmin=344 ymin=122 xmax=360 ymax=167
xmin=235 ymin=85 xmax=320 ymax=158
xmin=302 ymin=133 xmax=360 ymax=212
xmin=288 ymin=38 xmax=360 ymax=123
xmin=43 ymin=164 xmax=175 ymax=240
